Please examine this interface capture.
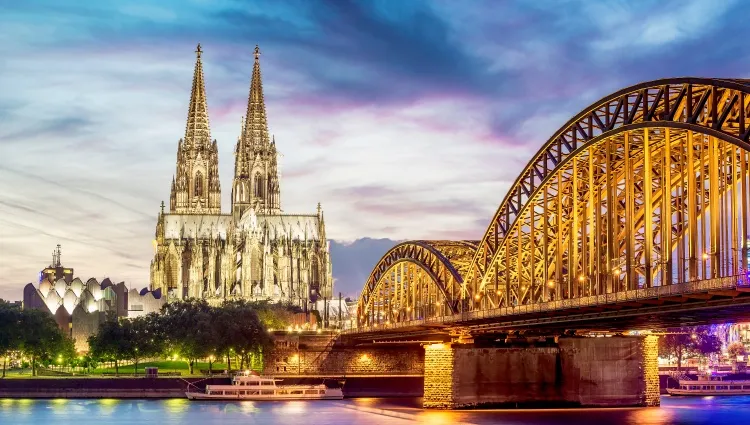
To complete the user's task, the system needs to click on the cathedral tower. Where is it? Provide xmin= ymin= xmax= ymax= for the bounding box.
xmin=170 ymin=44 xmax=222 ymax=214
xmin=232 ymin=45 xmax=281 ymax=218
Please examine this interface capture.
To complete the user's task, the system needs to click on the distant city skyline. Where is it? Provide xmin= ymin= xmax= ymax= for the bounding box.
xmin=1 ymin=0 xmax=749 ymax=300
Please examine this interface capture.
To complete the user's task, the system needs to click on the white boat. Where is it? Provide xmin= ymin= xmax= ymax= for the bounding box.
xmin=185 ymin=371 xmax=344 ymax=401
xmin=667 ymin=377 xmax=750 ymax=396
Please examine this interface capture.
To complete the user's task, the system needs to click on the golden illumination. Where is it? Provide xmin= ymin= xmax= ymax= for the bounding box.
xmin=354 ymin=80 xmax=749 ymax=329
xmin=148 ymin=45 xmax=333 ymax=310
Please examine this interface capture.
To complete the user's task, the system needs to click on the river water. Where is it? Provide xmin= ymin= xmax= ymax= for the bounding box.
xmin=0 ymin=396 xmax=744 ymax=424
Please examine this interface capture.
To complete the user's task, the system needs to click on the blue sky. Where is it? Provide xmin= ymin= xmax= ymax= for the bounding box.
xmin=1 ymin=0 xmax=749 ymax=299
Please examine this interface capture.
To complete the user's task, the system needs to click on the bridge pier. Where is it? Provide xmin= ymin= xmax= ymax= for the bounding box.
xmin=423 ymin=335 xmax=659 ymax=409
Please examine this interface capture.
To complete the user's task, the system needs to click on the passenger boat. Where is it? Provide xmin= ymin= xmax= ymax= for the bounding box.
xmin=667 ymin=377 xmax=750 ymax=396
xmin=185 ymin=371 xmax=344 ymax=401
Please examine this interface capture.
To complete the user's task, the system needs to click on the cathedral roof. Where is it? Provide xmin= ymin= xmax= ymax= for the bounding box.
xmin=239 ymin=213 xmax=323 ymax=241
xmin=163 ymin=214 xmax=232 ymax=240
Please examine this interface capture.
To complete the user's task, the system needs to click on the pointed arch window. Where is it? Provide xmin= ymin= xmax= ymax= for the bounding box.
xmin=195 ymin=171 xmax=204 ymax=197
xmin=254 ymin=172 xmax=264 ymax=198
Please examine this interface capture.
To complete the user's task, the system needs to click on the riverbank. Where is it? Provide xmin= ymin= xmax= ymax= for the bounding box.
xmin=0 ymin=377 xmax=227 ymax=398
xmin=0 ymin=376 xmax=423 ymax=399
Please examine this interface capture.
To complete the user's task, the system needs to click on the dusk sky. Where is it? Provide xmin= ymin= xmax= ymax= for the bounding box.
xmin=1 ymin=0 xmax=749 ymax=300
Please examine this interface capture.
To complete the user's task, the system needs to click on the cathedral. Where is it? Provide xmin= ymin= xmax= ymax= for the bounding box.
xmin=149 ymin=44 xmax=332 ymax=310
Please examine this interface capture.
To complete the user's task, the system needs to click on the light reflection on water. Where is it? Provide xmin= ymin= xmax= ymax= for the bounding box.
xmin=0 ymin=396 xmax=748 ymax=425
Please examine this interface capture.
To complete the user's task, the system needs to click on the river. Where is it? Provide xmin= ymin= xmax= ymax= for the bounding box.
xmin=0 ymin=396 xmax=744 ymax=424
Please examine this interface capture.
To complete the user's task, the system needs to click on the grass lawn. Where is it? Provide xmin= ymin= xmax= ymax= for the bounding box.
xmin=90 ymin=360 xmax=231 ymax=375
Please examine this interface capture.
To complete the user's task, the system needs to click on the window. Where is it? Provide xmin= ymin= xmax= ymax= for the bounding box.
xmin=254 ymin=172 xmax=264 ymax=198
xmin=195 ymin=171 xmax=204 ymax=197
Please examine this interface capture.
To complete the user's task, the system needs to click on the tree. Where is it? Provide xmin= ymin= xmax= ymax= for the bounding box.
xmin=728 ymin=341 xmax=747 ymax=358
xmin=659 ymin=326 xmax=722 ymax=371
xmin=161 ymin=299 xmax=218 ymax=374
xmin=0 ymin=301 xmax=21 ymax=378
xmin=18 ymin=309 xmax=67 ymax=376
xmin=88 ymin=316 xmax=128 ymax=375
xmin=250 ymin=300 xmax=303 ymax=329
xmin=217 ymin=300 xmax=273 ymax=371
xmin=123 ymin=314 xmax=165 ymax=375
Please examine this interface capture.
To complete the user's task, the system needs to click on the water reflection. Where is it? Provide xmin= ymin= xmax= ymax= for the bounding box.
xmin=1 ymin=396 xmax=750 ymax=424
xmin=97 ymin=398 xmax=119 ymax=416
xmin=162 ymin=398 xmax=189 ymax=414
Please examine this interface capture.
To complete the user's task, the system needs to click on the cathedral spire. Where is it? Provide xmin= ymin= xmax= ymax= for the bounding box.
xmin=185 ymin=43 xmax=211 ymax=148
xmin=242 ymin=45 xmax=269 ymax=146
xmin=170 ymin=44 xmax=221 ymax=215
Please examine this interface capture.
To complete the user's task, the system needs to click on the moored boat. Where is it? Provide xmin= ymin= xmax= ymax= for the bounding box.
xmin=667 ymin=377 xmax=750 ymax=396
xmin=185 ymin=371 xmax=344 ymax=401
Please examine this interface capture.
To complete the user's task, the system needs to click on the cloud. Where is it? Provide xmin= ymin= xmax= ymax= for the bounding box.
xmin=1 ymin=0 xmax=750 ymax=300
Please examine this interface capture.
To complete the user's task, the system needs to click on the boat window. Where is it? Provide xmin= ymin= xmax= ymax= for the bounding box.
xmin=320 ymin=390 xmax=325 ymax=394
xmin=262 ymin=390 xmax=274 ymax=395
xmin=291 ymin=390 xmax=303 ymax=395
xmin=731 ymin=386 xmax=742 ymax=390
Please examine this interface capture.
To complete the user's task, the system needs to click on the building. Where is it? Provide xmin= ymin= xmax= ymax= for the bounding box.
xmin=23 ymin=245 xmax=165 ymax=351
xmin=149 ymin=45 xmax=332 ymax=311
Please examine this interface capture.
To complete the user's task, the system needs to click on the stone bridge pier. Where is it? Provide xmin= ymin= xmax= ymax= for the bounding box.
xmin=423 ymin=335 xmax=660 ymax=409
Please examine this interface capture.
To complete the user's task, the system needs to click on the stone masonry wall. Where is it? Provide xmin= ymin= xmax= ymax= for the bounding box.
xmin=558 ymin=336 xmax=649 ymax=407
xmin=423 ymin=343 xmax=456 ymax=408
xmin=422 ymin=336 xmax=655 ymax=409
xmin=452 ymin=346 xmax=561 ymax=408
xmin=264 ymin=334 xmax=423 ymax=376
xmin=642 ymin=335 xmax=661 ymax=406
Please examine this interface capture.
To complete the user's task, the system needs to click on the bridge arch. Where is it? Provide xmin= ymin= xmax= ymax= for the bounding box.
xmin=356 ymin=241 xmax=477 ymax=327
xmin=467 ymin=78 xmax=750 ymax=309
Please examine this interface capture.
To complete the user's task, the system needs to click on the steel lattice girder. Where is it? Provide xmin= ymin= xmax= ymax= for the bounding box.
xmin=467 ymin=78 xmax=750 ymax=302
xmin=356 ymin=241 xmax=477 ymax=325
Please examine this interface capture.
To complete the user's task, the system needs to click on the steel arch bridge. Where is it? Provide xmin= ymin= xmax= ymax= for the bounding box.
xmin=355 ymin=77 xmax=750 ymax=331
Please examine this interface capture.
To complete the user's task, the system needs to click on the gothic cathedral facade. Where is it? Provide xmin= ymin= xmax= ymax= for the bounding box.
xmin=150 ymin=45 xmax=332 ymax=309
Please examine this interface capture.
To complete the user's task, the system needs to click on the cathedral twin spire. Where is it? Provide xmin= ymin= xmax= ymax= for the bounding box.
xmin=170 ymin=43 xmax=281 ymax=217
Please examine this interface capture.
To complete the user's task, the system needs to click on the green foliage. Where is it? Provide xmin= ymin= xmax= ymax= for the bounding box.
xmin=248 ymin=300 xmax=302 ymax=329
xmin=0 ymin=301 xmax=22 ymax=377
xmin=16 ymin=309 xmax=69 ymax=376
xmin=88 ymin=316 xmax=128 ymax=374
xmin=215 ymin=300 xmax=273 ymax=370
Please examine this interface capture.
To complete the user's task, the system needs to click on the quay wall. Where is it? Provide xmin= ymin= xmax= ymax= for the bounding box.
xmin=0 ymin=377 xmax=229 ymax=399
xmin=0 ymin=376 xmax=422 ymax=399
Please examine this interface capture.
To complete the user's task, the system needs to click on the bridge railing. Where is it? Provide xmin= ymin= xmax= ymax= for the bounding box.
xmin=345 ymin=274 xmax=748 ymax=334
xmin=463 ymin=274 xmax=748 ymax=321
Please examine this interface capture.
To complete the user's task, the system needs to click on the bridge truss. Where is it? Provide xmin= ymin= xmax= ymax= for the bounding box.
xmin=356 ymin=78 xmax=750 ymax=330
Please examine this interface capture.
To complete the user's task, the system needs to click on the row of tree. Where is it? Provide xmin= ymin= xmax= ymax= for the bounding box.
xmin=87 ymin=299 xmax=300 ymax=374
xmin=658 ymin=325 xmax=722 ymax=370
xmin=0 ymin=300 xmax=75 ymax=377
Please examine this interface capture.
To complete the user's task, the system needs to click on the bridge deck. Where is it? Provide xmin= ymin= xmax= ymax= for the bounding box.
xmin=346 ymin=275 xmax=750 ymax=338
